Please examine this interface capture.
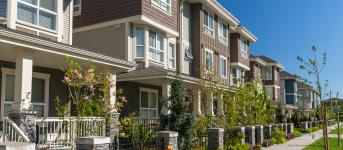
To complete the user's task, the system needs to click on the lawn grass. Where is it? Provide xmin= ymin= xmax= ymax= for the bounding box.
xmin=329 ymin=125 xmax=343 ymax=134
xmin=303 ymin=137 xmax=343 ymax=150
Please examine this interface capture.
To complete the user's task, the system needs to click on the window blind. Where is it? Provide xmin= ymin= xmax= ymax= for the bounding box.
xmin=5 ymin=74 xmax=15 ymax=101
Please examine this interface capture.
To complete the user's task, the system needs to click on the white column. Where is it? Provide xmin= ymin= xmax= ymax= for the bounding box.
xmin=288 ymin=109 xmax=292 ymax=118
xmin=207 ymin=93 xmax=214 ymax=116
xmin=217 ymin=92 xmax=224 ymax=116
xmin=12 ymin=47 xmax=35 ymax=111
xmin=144 ymin=27 xmax=149 ymax=68
xmin=161 ymin=80 xmax=171 ymax=115
xmin=7 ymin=0 xmax=17 ymax=29
xmin=193 ymin=89 xmax=201 ymax=115
xmin=103 ymin=66 xmax=116 ymax=108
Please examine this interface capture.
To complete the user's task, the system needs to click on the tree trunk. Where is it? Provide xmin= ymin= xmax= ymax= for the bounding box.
xmin=325 ymin=106 xmax=329 ymax=150
xmin=321 ymin=107 xmax=328 ymax=150
xmin=338 ymin=113 xmax=340 ymax=147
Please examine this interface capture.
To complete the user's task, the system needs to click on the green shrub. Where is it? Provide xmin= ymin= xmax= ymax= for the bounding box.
xmin=304 ymin=129 xmax=310 ymax=133
xmin=293 ymin=130 xmax=302 ymax=137
xmin=225 ymin=143 xmax=250 ymax=150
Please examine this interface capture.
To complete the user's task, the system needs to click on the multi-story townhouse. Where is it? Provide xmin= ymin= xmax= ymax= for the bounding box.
xmin=72 ymin=0 xmax=257 ymax=117
xmin=323 ymin=98 xmax=343 ymax=114
xmin=296 ymin=81 xmax=319 ymax=116
xmin=279 ymin=71 xmax=300 ymax=118
xmin=0 ymin=0 xmax=135 ymax=121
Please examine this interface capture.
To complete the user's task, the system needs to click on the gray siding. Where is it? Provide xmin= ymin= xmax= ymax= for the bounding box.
xmin=73 ymin=24 xmax=126 ymax=59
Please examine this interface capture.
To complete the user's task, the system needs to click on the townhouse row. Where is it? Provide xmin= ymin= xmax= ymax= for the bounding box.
xmin=0 ymin=0 xmax=317 ymax=120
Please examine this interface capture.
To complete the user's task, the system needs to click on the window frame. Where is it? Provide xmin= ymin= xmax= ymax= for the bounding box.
xmin=218 ymin=19 xmax=228 ymax=44
xmin=17 ymin=0 xmax=58 ymax=31
xmin=266 ymin=87 xmax=273 ymax=97
xmin=205 ymin=49 xmax=213 ymax=72
xmin=135 ymin=28 xmax=145 ymax=58
xmin=240 ymin=37 xmax=247 ymax=57
xmin=151 ymin=0 xmax=171 ymax=13
xmin=263 ymin=67 xmax=272 ymax=80
xmin=220 ymin=56 xmax=227 ymax=78
xmin=168 ymin=43 xmax=176 ymax=69
xmin=73 ymin=0 xmax=81 ymax=14
xmin=231 ymin=68 xmax=245 ymax=85
xmin=139 ymin=87 xmax=158 ymax=117
xmin=148 ymin=30 xmax=165 ymax=63
xmin=185 ymin=47 xmax=193 ymax=59
xmin=1 ymin=68 xmax=50 ymax=120
xmin=203 ymin=8 xmax=214 ymax=37
xmin=275 ymin=87 xmax=278 ymax=98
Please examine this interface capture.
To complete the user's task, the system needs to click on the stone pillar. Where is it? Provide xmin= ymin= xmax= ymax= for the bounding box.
xmin=301 ymin=122 xmax=308 ymax=129
xmin=271 ymin=124 xmax=278 ymax=130
xmin=312 ymin=121 xmax=316 ymax=127
xmin=76 ymin=136 xmax=110 ymax=150
xmin=161 ymin=80 xmax=171 ymax=115
xmin=287 ymin=123 xmax=293 ymax=133
xmin=8 ymin=111 xmax=36 ymax=142
xmin=255 ymin=125 xmax=263 ymax=145
xmin=278 ymin=124 xmax=284 ymax=132
xmin=245 ymin=126 xmax=255 ymax=145
xmin=105 ymin=113 xmax=119 ymax=143
xmin=193 ymin=89 xmax=202 ymax=115
xmin=0 ymin=143 xmax=35 ymax=150
xmin=264 ymin=125 xmax=272 ymax=139
xmin=155 ymin=131 xmax=178 ymax=150
xmin=308 ymin=122 xmax=312 ymax=128
xmin=206 ymin=93 xmax=214 ymax=116
xmin=207 ymin=128 xmax=224 ymax=150
xmin=282 ymin=123 xmax=288 ymax=134
xmin=217 ymin=93 xmax=224 ymax=116
xmin=234 ymin=126 xmax=245 ymax=144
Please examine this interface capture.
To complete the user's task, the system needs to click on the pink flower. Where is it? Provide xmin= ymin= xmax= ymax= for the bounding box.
xmin=73 ymin=70 xmax=78 ymax=74
xmin=119 ymin=126 xmax=123 ymax=128
xmin=62 ymin=76 xmax=71 ymax=83
xmin=84 ymin=96 xmax=91 ymax=102
xmin=238 ymin=123 xmax=241 ymax=125
xmin=78 ymin=73 xmax=82 ymax=79
xmin=202 ymin=77 xmax=205 ymax=79
xmin=101 ymin=98 xmax=106 ymax=102
xmin=89 ymin=85 xmax=95 ymax=90
xmin=88 ymin=69 xmax=94 ymax=73
xmin=121 ymin=133 xmax=125 ymax=136
xmin=117 ymin=102 xmax=121 ymax=106
xmin=70 ymin=71 xmax=73 ymax=74
xmin=106 ymin=105 xmax=111 ymax=109
xmin=121 ymin=96 xmax=126 ymax=101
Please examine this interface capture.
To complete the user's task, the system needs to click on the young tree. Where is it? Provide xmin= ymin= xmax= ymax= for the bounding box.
xmin=276 ymin=102 xmax=286 ymax=123
xmin=159 ymin=75 xmax=198 ymax=149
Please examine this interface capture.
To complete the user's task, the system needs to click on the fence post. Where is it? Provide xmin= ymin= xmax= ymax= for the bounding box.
xmin=308 ymin=121 xmax=312 ymax=128
xmin=155 ymin=131 xmax=178 ymax=150
xmin=245 ymin=126 xmax=255 ymax=145
xmin=301 ymin=122 xmax=308 ymax=129
xmin=234 ymin=126 xmax=245 ymax=144
xmin=255 ymin=125 xmax=263 ymax=145
xmin=207 ymin=128 xmax=224 ymax=150
xmin=105 ymin=113 xmax=120 ymax=143
xmin=75 ymin=136 xmax=110 ymax=150
xmin=287 ymin=123 xmax=293 ymax=134
xmin=278 ymin=124 xmax=284 ymax=132
xmin=8 ymin=110 xmax=36 ymax=143
xmin=282 ymin=123 xmax=288 ymax=134
xmin=264 ymin=125 xmax=272 ymax=139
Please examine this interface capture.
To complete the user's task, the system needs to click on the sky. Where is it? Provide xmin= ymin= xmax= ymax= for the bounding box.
xmin=217 ymin=0 xmax=343 ymax=99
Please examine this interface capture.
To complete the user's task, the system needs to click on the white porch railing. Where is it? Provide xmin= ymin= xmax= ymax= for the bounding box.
xmin=3 ymin=117 xmax=30 ymax=142
xmin=130 ymin=117 xmax=160 ymax=126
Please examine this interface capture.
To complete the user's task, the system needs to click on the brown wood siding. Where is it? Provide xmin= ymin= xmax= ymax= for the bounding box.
xmin=230 ymin=34 xmax=250 ymax=69
xmin=73 ymin=0 xmax=142 ymax=29
xmin=191 ymin=3 xmax=202 ymax=79
xmin=116 ymin=81 xmax=162 ymax=118
xmin=142 ymin=0 xmax=178 ymax=32
xmin=0 ymin=60 xmax=68 ymax=117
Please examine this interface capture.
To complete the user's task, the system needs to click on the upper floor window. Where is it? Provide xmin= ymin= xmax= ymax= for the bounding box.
xmin=240 ymin=37 xmax=247 ymax=57
xmin=275 ymin=69 xmax=277 ymax=81
xmin=205 ymin=50 xmax=213 ymax=71
xmin=218 ymin=20 xmax=227 ymax=44
xmin=232 ymin=68 xmax=244 ymax=84
xmin=74 ymin=0 xmax=81 ymax=13
xmin=17 ymin=0 xmax=57 ymax=31
xmin=152 ymin=0 xmax=171 ymax=13
xmin=275 ymin=87 xmax=278 ymax=98
xmin=169 ymin=43 xmax=176 ymax=69
xmin=185 ymin=48 xmax=193 ymax=59
xmin=149 ymin=30 xmax=164 ymax=63
xmin=220 ymin=57 xmax=227 ymax=77
xmin=136 ymin=28 xmax=145 ymax=58
xmin=0 ymin=0 xmax=7 ymax=18
xmin=263 ymin=68 xmax=272 ymax=80
xmin=203 ymin=9 xmax=214 ymax=36
xmin=266 ymin=87 xmax=273 ymax=97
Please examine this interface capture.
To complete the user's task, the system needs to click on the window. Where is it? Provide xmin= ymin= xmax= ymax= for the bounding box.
xmin=266 ymin=87 xmax=273 ymax=97
xmin=169 ymin=43 xmax=176 ymax=69
xmin=17 ymin=0 xmax=57 ymax=31
xmin=74 ymin=0 xmax=81 ymax=13
xmin=152 ymin=0 xmax=170 ymax=13
xmin=305 ymin=90 xmax=309 ymax=97
xmin=259 ymin=65 xmax=262 ymax=75
xmin=203 ymin=9 xmax=214 ymax=36
xmin=0 ymin=0 xmax=7 ymax=18
xmin=240 ymin=37 xmax=247 ymax=57
xmin=3 ymin=74 xmax=47 ymax=118
xmin=149 ymin=30 xmax=165 ymax=63
xmin=232 ymin=68 xmax=244 ymax=84
xmin=264 ymin=68 xmax=272 ymax=79
xmin=275 ymin=69 xmax=277 ymax=80
xmin=220 ymin=57 xmax=227 ymax=77
xmin=205 ymin=50 xmax=213 ymax=71
xmin=218 ymin=20 xmax=227 ymax=44
xmin=140 ymin=90 xmax=157 ymax=117
xmin=275 ymin=87 xmax=278 ymax=98
xmin=185 ymin=48 xmax=193 ymax=59
xmin=136 ymin=28 xmax=145 ymax=58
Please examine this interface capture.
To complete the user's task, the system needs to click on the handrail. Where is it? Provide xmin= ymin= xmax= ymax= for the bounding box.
xmin=3 ymin=117 xmax=30 ymax=142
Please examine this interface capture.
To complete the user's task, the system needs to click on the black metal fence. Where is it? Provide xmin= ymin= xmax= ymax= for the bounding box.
xmin=110 ymin=136 xmax=164 ymax=150
xmin=189 ymin=132 xmax=208 ymax=150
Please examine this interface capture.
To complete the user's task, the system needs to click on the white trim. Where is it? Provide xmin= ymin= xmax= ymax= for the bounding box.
xmin=240 ymin=36 xmax=247 ymax=58
xmin=266 ymin=62 xmax=285 ymax=70
xmin=230 ymin=67 xmax=245 ymax=85
xmin=148 ymin=30 xmax=165 ymax=63
xmin=230 ymin=62 xmax=250 ymax=71
xmin=250 ymin=57 xmax=267 ymax=66
xmin=231 ymin=26 xmax=257 ymax=43
xmin=1 ymin=68 xmax=50 ymax=120
xmin=203 ymin=7 xmax=215 ymax=38
xmin=151 ymin=1 xmax=172 ymax=16
xmin=139 ymin=87 xmax=159 ymax=117
xmin=218 ymin=19 xmax=228 ymax=44
xmin=220 ymin=55 xmax=227 ymax=78
xmin=168 ymin=43 xmax=176 ymax=69
xmin=73 ymin=0 xmax=81 ymax=14
xmin=205 ymin=48 xmax=213 ymax=72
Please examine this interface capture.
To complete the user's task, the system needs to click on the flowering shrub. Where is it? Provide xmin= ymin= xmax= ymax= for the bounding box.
xmin=253 ymin=143 xmax=262 ymax=148
xmin=284 ymin=134 xmax=291 ymax=141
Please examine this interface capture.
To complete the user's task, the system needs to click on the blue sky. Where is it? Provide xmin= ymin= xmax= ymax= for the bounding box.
xmin=217 ymin=0 xmax=343 ymax=99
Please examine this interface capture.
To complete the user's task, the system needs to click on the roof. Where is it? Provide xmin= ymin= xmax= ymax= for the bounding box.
xmin=279 ymin=71 xmax=298 ymax=80
xmin=249 ymin=54 xmax=267 ymax=66
xmin=0 ymin=25 xmax=137 ymax=68
xmin=254 ymin=55 xmax=285 ymax=70
xmin=297 ymin=81 xmax=314 ymax=89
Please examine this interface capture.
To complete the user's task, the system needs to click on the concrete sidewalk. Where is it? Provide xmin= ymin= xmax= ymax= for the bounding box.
xmin=263 ymin=123 xmax=341 ymax=150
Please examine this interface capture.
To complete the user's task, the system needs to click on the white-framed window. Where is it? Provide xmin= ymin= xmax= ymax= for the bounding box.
xmin=136 ymin=28 xmax=145 ymax=58
xmin=305 ymin=90 xmax=309 ymax=97
xmin=203 ymin=9 xmax=214 ymax=36
xmin=220 ymin=56 xmax=227 ymax=77
xmin=149 ymin=30 xmax=165 ymax=63
xmin=274 ymin=69 xmax=277 ymax=81
xmin=218 ymin=20 xmax=227 ymax=44
xmin=205 ymin=49 xmax=213 ymax=71
xmin=185 ymin=48 xmax=193 ymax=59
xmin=73 ymin=0 xmax=81 ymax=13
xmin=1 ymin=68 xmax=49 ymax=119
xmin=263 ymin=68 xmax=272 ymax=80
xmin=232 ymin=68 xmax=244 ymax=85
xmin=17 ymin=0 xmax=57 ymax=31
xmin=240 ymin=37 xmax=247 ymax=57
xmin=168 ymin=43 xmax=176 ymax=69
xmin=266 ymin=87 xmax=273 ymax=97
xmin=152 ymin=0 xmax=171 ymax=13
xmin=140 ymin=88 xmax=158 ymax=117
xmin=275 ymin=87 xmax=278 ymax=98
xmin=0 ymin=0 xmax=7 ymax=18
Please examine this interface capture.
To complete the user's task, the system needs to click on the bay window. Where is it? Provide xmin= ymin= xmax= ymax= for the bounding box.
xmin=205 ymin=50 xmax=213 ymax=71
xmin=136 ymin=28 xmax=145 ymax=58
xmin=152 ymin=0 xmax=171 ymax=13
xmin=218 ymin=20 xmax=227 ymax=44
xmin=232 ymin=68 xmax=244 ymax=84
xmin=240 ymin=37 xmax=247 ymax=57
xmin=220 ymin=57 xmax=227 ymax=77
xmin=203 ymin=9 xmax=214 ymax=36
xmin=74 ymin=0 xmax=81 ymax=13
xmin=17 ymin=0 xmax=57 ymax=31
xmin=264 ymin=68 xmax=272 ymax=79
xmin=140 ymin=90 xmax=158 ymax=117
xmin=169 ymin=43 xmax=176 ymax=69
xmin=149 ymin=30 xmax=164 ymax=63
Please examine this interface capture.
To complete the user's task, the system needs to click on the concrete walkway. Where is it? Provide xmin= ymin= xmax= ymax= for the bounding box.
xmin=263 ymin=123 xmax=342 ymax=150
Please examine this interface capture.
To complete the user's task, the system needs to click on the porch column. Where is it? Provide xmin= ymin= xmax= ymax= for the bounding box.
xmin=217 ymin=92 xmax=224 ymax=116
xmin=207 ymin=93 xmax=214 ymax=116
xmin=161 ymin=80 xmax=171 ymax=115
xmin=103 ymin=66 xmax=116 ymax=107
xmin=9 ymin=47 xmax=36 ymax=143
xmin=288 ymin=109 xmax=292 ymax=118
xmin=193 ymin=89 xmax=201 ymax=115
